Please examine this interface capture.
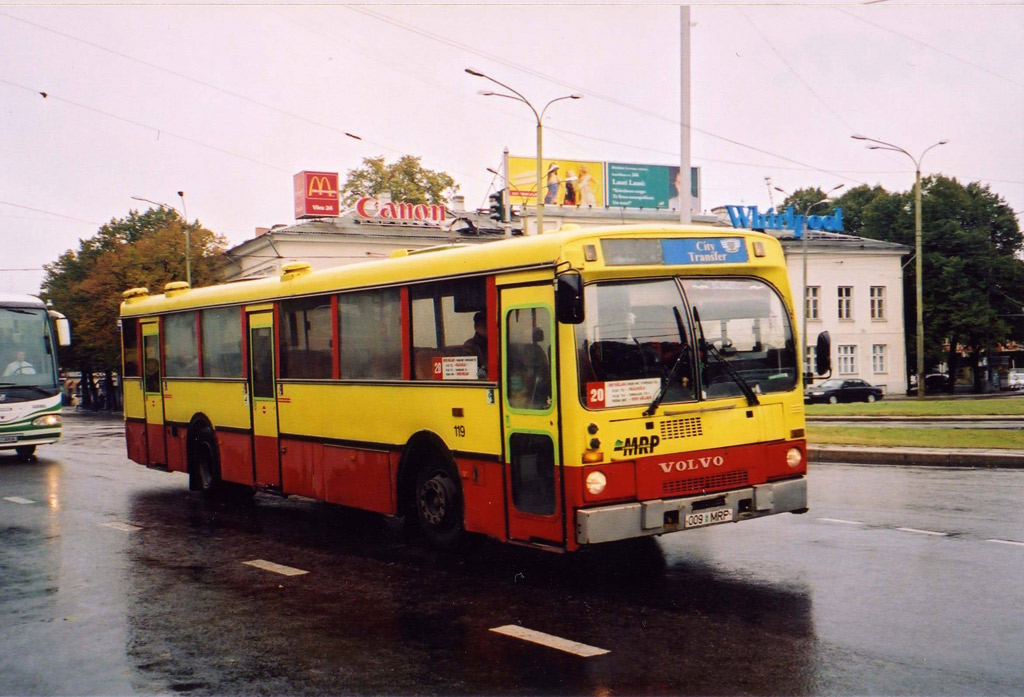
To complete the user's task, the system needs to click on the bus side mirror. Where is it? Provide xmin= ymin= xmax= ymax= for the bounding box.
xmin=815 ymin=331 xmax=831 ymax=376
xmin=556 ymin=271 xmax=584 ymax=324
xmin=49 ymin=311 xmax=72 ymax=346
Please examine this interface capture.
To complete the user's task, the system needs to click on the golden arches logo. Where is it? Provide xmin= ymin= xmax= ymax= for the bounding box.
xmin=307 ymin=175 xmax=337 ymax=198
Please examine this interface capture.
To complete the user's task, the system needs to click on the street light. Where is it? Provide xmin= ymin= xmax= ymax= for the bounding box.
xmin=774 ymin=184 xmax=844 ymax=379
xmin=131 ymin=194 xmax=192 ymax=287
xmin=852 ymin=134 xmax=948 ymax=397
xmin=466 ymin=68 xmax=581 ymax=235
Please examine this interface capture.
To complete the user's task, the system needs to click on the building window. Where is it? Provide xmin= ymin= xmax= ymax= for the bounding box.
xmin=872 ymin=344 xmax=887 ymax=373
xmin=838 ymin=344 xmax=857 ymax=374
xmin=805 ymin=286 xmax=820 ymax=321
xmin=870 ymin=286 xmax=886 ymax=320
xmin=838 ymin=286 xmax=853 ymax=320
xmin=804 ymin=344 xmax=817 ymax=375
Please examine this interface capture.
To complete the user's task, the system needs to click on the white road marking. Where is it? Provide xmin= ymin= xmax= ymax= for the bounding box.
xmin=817 ymin=517 xmax=864 ymax=525
xmin=986 ymin=539 xmax=1024 ymax=548
xmin=3 ymin=496 xmax=34 ymax=505
xmin=490 ymin=625 xmax=609 ymax=657
xmin=101 ymin=521 xmax=141 ymax=532
xmin=897 ymin=527 xmax=949 ymax=537
xmin=242 ymin=559 xmax=309 ymax=577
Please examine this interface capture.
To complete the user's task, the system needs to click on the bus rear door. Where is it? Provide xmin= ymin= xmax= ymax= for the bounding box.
xmin=141 ymin=320 xmax=166 ymax=465
xmin=247 ymin=310 xmax=281 ymax=489
xmin=501 ymin=286 xmax=563 ymax=546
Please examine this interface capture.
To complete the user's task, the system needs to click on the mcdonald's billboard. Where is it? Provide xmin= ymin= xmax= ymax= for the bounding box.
xmin=294 ymin=171 xmax=340 ymax=219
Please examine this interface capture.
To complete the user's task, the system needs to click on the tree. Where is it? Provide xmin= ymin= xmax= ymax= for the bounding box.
xmin=339 ymin=155 xmax=458 ymax=207
xmin=40 ymin=208 xmax=226 ymax=405
xmin=833 ymin=177 xmax=1024 ymax=391
xmin=776 ymin=186 xmax=839 ymax=218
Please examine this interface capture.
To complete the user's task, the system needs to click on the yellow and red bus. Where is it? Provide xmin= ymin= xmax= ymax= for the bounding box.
xmin=120 ymin=224 xmax=822 ymax=551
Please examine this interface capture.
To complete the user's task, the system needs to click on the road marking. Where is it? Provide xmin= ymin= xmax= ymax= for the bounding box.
xmin=986 ymin=539 xmax=1024 ymax=548
xmin=490 ymin=625 xmax=609 ymax=657
xmin=3 ymin=496 xmax=34 ymax=505
xmin=818 ymin=517 xmax=864 ymax=525
xmin=101 ymin=521 xmax=141 ymax=532
xmin=242 ymin=559 xmax=309 ymax=577
xmin=897 ymin=527 xmax=949 ymax=537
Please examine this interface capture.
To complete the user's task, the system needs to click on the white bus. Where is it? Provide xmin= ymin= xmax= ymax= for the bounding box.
xmin=0 ymin=294 xmax=71 ymax=459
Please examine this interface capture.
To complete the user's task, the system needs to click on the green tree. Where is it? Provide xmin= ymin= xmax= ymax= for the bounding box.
xmin=40 ymin=208 xmax=226 ymax=403
xmin=776 ymin=186 xmax=839 ymax=218
xmin=833 ymin=177 xmax=1023 ymax=391
xmin=340 ymin=155 xmax=458 ymax=207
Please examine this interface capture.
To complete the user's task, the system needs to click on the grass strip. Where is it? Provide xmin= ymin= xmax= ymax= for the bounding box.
xmin=808 ymin=426 xmax=1024 ymax=450
xmin=806 ymin=397 xmax=1024 ymax=417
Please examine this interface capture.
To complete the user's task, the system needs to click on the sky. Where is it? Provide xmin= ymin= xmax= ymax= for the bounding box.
xmin=2 ymin=1 xmax=1022 ymax=296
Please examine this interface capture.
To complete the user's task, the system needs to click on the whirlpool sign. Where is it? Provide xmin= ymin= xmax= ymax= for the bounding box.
xmin=724 ymin=205 xmax=843 ymax=239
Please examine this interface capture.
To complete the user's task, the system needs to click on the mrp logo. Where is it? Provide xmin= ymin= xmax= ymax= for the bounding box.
xmin=614 ymin=435 xmax=660 ymax=456
xmin=724 ymin=205 xmax=843 ymax=239
xmin=657 ymin=455 xmax=725 ymax=473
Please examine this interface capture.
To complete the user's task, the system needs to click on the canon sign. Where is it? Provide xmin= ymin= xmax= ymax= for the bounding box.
xmin=355 ymin=197 xmax=447 ymax=223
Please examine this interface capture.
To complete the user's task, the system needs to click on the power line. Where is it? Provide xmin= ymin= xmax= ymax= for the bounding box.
xmin=0 ymin=199 xmax=102 ymax=225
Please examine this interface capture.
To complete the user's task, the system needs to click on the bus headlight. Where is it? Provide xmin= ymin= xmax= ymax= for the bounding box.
xmin=33 ymin=414 xmax=62 ymax=427
xmin=786 ymin=447 xmax=802 ymax=468
xmin=585 ymin=471 xmax=607 ymax=495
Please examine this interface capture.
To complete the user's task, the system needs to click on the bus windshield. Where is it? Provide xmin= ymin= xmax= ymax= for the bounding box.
xmin=0 ymin=307 xmax=59 ymax=400
xmin=576 ymin=277 xmax=797 ymax=408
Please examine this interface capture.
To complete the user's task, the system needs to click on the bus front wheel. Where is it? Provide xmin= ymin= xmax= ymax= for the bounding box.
xmin=15 ymin=445 xmax=36 ymax=460
xmin=414 ymin=458 xmax=465 ymax=550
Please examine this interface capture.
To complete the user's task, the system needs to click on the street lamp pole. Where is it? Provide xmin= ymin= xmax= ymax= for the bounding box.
xmin=131 ymin=194 xmax=192 ymax=287
xmin=466 ymin=68 xmax=581 ymax=235
xmin=775 ymin=184 xmax=844 ymax=379
xmin=852 ymin=135 xmax=948 ymax=398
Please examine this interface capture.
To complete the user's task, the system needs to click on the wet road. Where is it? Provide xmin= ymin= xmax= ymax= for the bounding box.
xmin=2 ymin=416 xmax=1023 ymax=696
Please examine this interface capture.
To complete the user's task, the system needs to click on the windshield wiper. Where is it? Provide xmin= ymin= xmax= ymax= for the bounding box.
xmin=693 ymin=306 xmax=760 ymax=406
xmin=644 ymin=307 xmax=691 ymax=417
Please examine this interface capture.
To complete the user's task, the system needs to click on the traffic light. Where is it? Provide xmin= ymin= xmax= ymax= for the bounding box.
xmin=488 ymin=190 xmax=506 ymax=222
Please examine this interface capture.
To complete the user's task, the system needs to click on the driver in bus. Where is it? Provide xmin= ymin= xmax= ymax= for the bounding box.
xmin=463 ymin=311 xmax=488 ymax=378
xmin=3 ymin=351 xmax=35 ymax=376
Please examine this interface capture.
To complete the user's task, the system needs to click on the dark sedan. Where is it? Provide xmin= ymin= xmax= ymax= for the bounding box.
xmin=805 ymin=378 xmax=884 ymax=404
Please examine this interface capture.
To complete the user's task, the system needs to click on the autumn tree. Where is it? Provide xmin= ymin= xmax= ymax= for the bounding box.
xmin=339 ymin=155 xmax=458 ymax=207
xmin=41 ymin=208 xmax=226 ymax=406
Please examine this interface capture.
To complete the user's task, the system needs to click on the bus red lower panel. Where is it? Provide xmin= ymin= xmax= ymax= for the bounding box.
xmin=457 ymin=458 xmax=505 ymax=542
xmin=146 ymin=423 xmax=165 ymax=465
xmin=323 ymin=445 xmax=393 ymax=514
xmin=218 ymin=431 xmax=254 ymax=486
xmin=164 ymin=427 xmax=187 ymax=473
xmin=281 ymin=439 xmax=319 ymax=498
xmin=125 ymin=420 xmax=147 ymax=465
xmin=254 ymin=436 xmax=280 ymax=488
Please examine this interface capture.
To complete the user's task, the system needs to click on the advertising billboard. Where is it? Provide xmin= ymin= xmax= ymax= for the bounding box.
xmin=507 ymin=157 xmax=605 ymax=208
xmin=294 ymin=171 xmax=340 ymax=219
xmin=606 ymin=163 xmax=701 ymax=212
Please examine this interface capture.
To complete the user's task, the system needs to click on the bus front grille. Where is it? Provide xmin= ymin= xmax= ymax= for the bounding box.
xmin=660 ymin=417 xmax=703 ymax=440
xmin=663 ymin=470 xmax=748 ymax=497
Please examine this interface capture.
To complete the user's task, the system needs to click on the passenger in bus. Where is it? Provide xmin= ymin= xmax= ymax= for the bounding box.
xmin=3 ymin=351 xmax=35 ymax=376
xmin=463 ymin=311 xmax=488 ymax=378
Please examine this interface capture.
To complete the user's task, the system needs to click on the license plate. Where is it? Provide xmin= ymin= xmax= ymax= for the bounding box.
xmin=685 ymin=508 xmax=733 ymax=528
xmin=0 ymin=435 xmax=16 ymax=444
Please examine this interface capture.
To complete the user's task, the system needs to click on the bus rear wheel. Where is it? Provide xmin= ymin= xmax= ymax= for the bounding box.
xmin=190 ymin=427 xmax=222 ymax=497
xmin=414 ymin=458 xmax=465 ymax=550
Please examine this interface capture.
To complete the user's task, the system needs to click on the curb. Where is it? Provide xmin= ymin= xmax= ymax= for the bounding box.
xmin=808 ymin=415 xmax=1024 ymax=423
xmin=809 ymin=446 xmax=1024 ymax=469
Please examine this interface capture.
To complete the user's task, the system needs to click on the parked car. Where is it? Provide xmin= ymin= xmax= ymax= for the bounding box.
xmin=805 ymin=378 xmax=884 ymax=404
xmin=1007 ymin=369 xmax=1024 ymax=390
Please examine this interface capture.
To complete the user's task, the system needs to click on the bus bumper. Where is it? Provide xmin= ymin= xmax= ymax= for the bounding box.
xmin=575 ymin=477 xmax=807 ymax=545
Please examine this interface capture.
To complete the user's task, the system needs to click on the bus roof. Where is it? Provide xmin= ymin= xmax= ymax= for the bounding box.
xmin=120 ymin=223 xmax=781 ymax=316
xmin=0 ymin=293 xmax=47 ymax=309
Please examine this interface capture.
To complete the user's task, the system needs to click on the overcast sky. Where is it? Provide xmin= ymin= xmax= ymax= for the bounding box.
xmin=2 ymin=1 xmax=1022 ymax=296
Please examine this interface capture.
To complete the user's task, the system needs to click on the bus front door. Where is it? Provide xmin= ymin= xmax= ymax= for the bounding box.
xmin=141 ymin=320 xmax=166 ymax=465
xmin=501 ymin=286 xmax=563 ymax=547
xmin=247 ymin=311 xmax=281 ymax=489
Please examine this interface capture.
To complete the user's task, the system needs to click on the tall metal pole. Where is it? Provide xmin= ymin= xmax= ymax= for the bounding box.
xmin=177 ymin=191 xmax=191 ymax=288
xmin=536 ymin=120 xmax=545 ymax=235
xmin=852 ymin=135 xmax=946 ymax=398
xmin=914 ymin=168 xmax=924 ymax=398
xmin=679 ymin=5 xmax=692 ymax=224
